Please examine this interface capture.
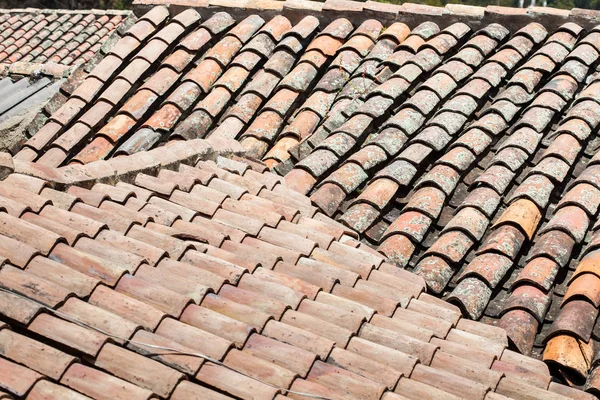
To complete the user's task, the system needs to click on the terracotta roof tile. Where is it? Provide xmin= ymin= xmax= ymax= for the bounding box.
xmin=0 ymin=356 xmax=44 ymax=398
xmin=3 ymin=4 xmax=600 ymax=399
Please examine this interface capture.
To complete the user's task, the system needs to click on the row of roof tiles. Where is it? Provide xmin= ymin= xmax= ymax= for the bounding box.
xmin=1 ymin=138 xmax=592 ymax=400
xmin=0 ymin=8 xmax=129 ymax=73
xmin=132 ymin=0 xmax=600 ymax=32
xmin=258 ymin=9 xmax=600 ymax=389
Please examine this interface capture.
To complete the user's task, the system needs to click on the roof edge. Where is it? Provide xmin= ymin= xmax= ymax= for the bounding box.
xmin=0 ymin=7 xmax=132 ymax=15
xmin=131 ymin=0 xmax=600 ymax=32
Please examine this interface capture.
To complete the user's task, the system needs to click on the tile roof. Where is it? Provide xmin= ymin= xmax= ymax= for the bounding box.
xmin=8 ymin=2 xmax=600 ymax=397
xmin=0 ymin=8 xmax=132 ymax=77
xmin=0 ymin=136 xmax=590 ymax=400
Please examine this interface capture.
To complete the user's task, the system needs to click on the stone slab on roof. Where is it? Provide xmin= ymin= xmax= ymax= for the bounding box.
xmin=0 ymin=76 xmax=64 ymax=153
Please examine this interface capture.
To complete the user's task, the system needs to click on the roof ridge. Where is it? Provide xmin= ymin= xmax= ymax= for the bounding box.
xmin=0 ymin=7 xmax=132 ymax=15
xmin=133 ymin=0 xmax=600 ymax=32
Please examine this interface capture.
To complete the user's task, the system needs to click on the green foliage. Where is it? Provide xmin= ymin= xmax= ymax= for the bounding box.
xmin=98 ymin=0 xmax=131 ymax=9
xmin=377 ymin=0 xmax=598 ymax=9
xmin=0 ymin=0 xmax=132 ymax=9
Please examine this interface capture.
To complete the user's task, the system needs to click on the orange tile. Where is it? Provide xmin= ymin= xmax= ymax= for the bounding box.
xmin=493 ymin=198 xmax=541 ymax=240
xmin=543 ymin=335 xmax=593 ymax=381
